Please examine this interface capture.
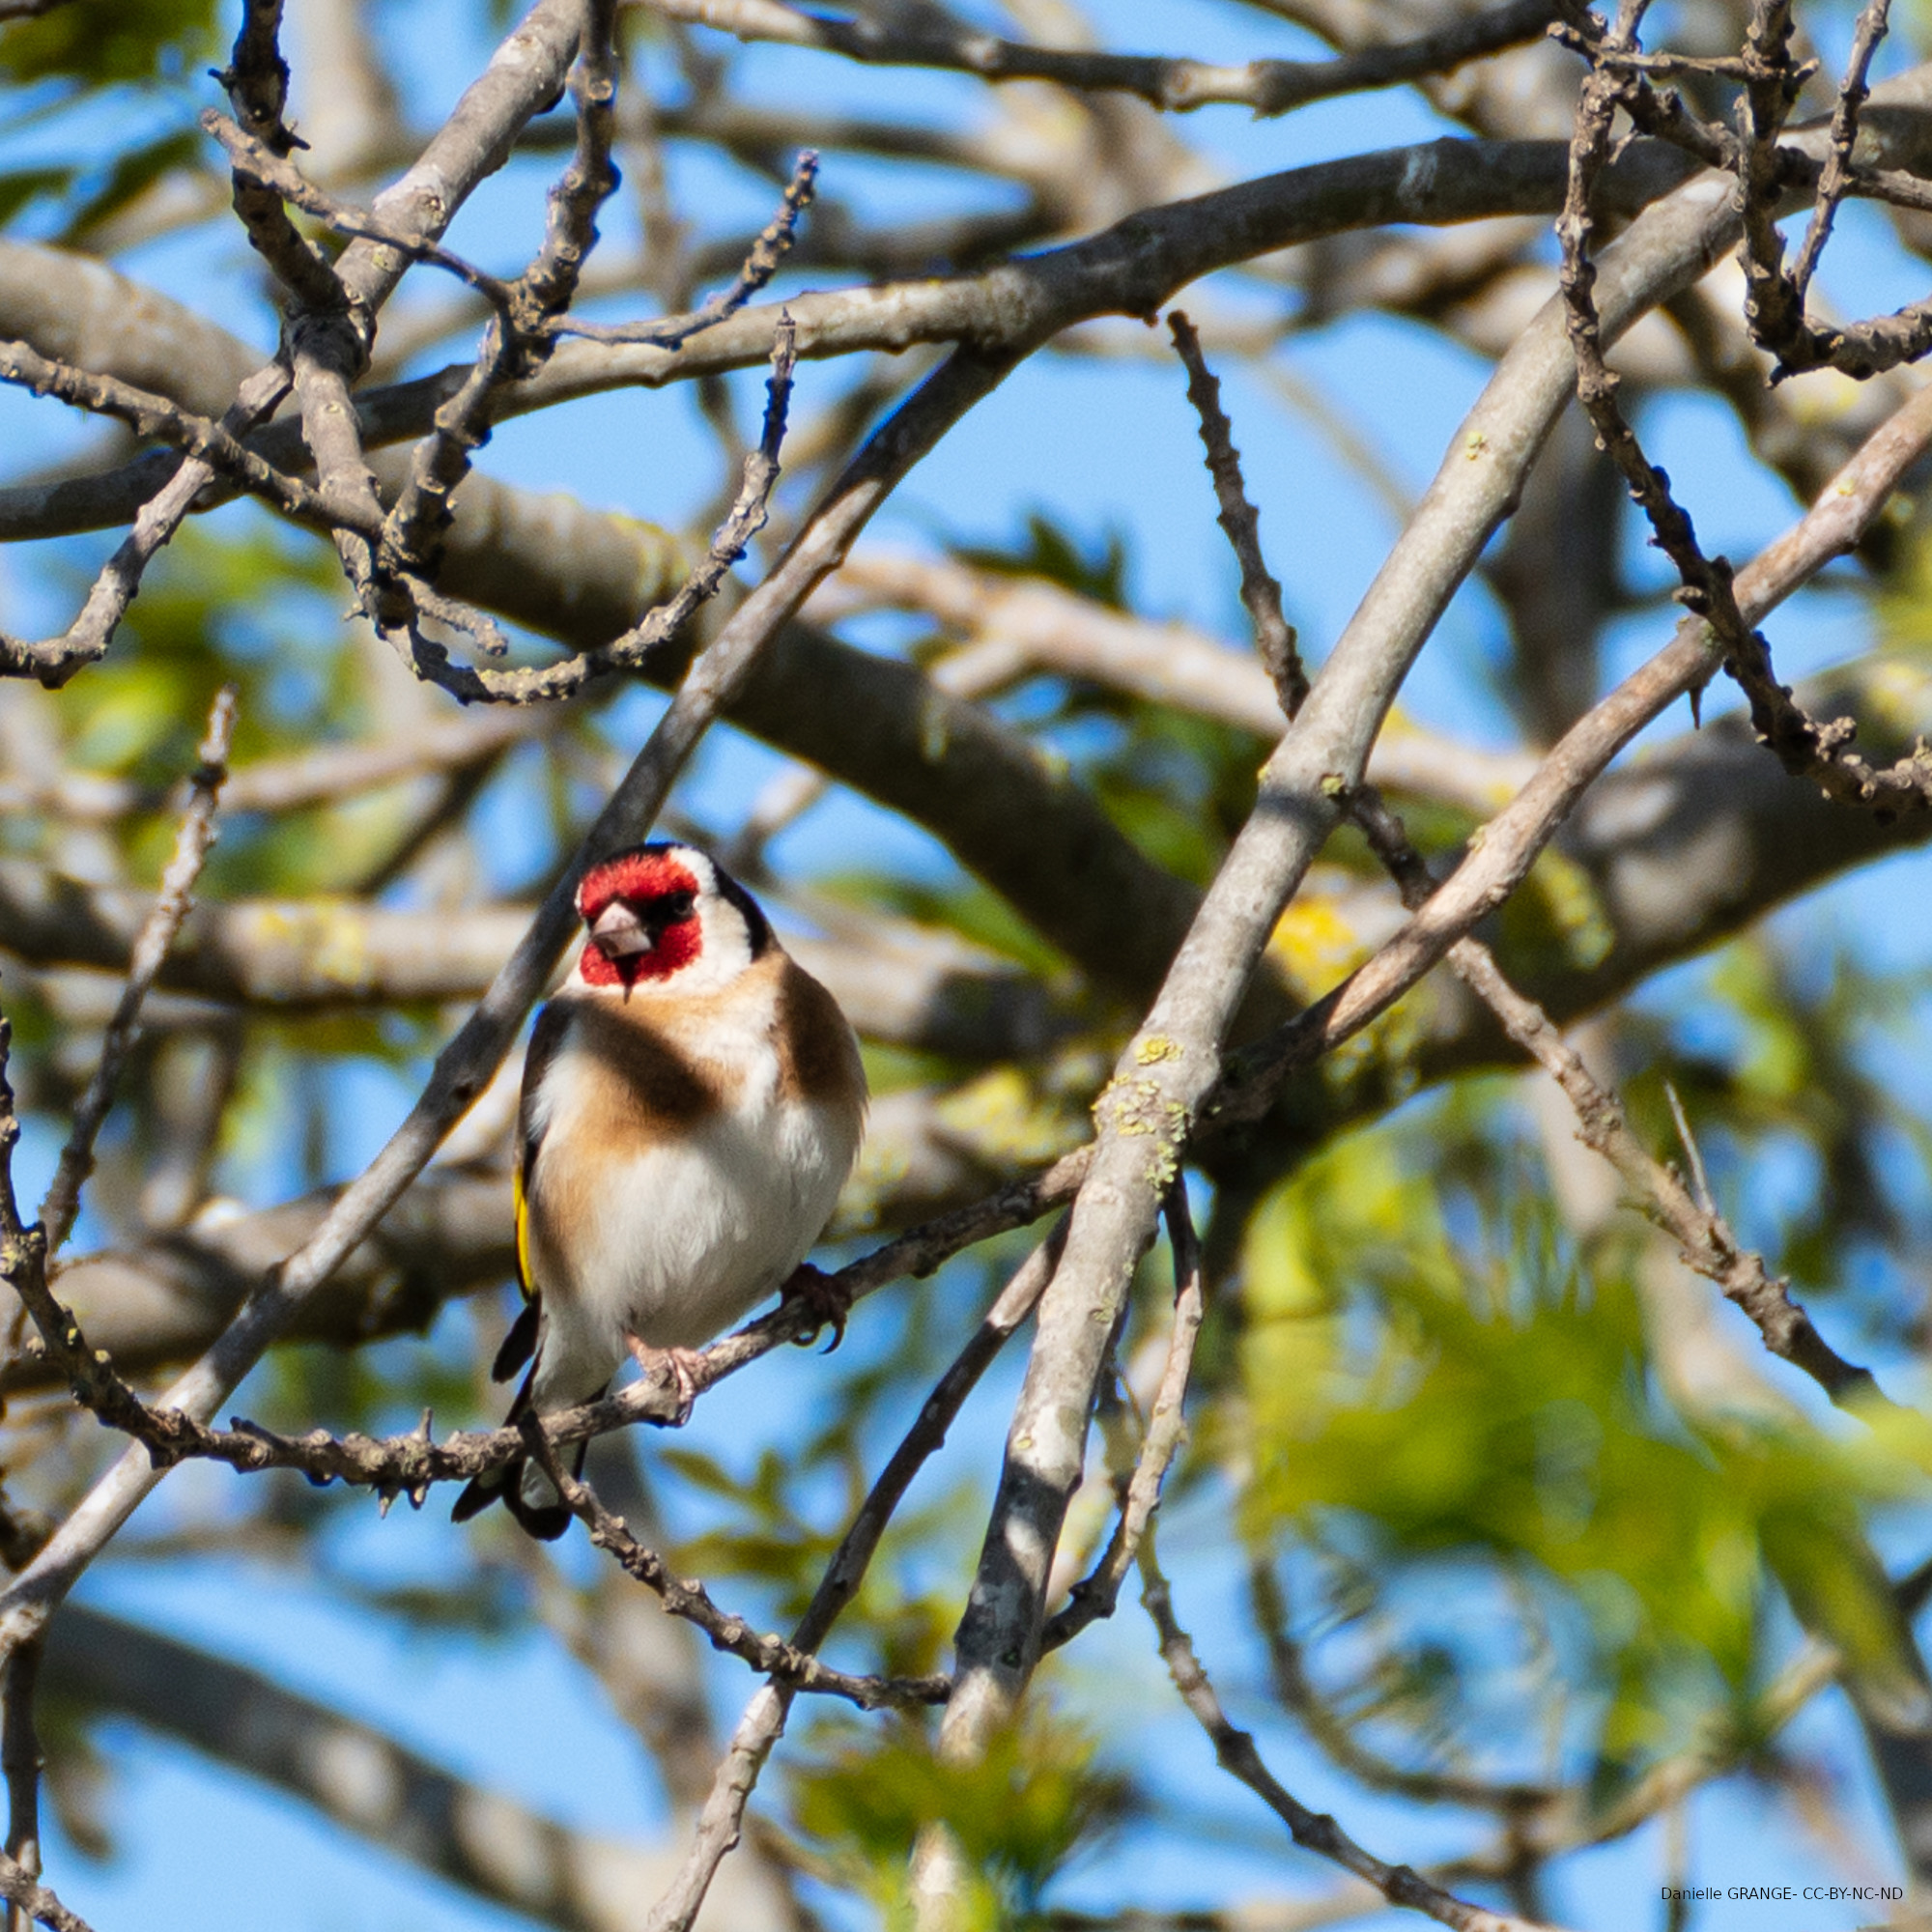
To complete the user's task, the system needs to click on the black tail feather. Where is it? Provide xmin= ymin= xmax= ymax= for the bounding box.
xmin=450 ymin=1363 xmax=598 ymax=1542
xmin=491 ymin=1298 xmax=541 ymax=1383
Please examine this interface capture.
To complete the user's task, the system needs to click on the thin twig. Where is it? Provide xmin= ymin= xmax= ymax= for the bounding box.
xmin=1168 ymin=311 xmax=1307 ymax=716
xmin=1558 ymin=1 xmax=1932 ymax=821
xmin=1790 ymin=0 xmax=1891 ymax=300
xmin=534 ymin=1436 xmax=950 ymax=1710
xmin=1215 ymin=377 xmax=1932 ymax=1131
xmin=0 ymin=361 xmax=293 ymax=690
xmin=641 ymin=0 xmax=1561 ymax=119
xmin=1456 ymin=938 xmax=1911 ymax=1417
xmin=379 ymin=0 xmax=622 ymax=579
xmin=38 ymin=689 xmax=238 ymax=1260
xmin=1662 ymin=1081 xmax=1714 ymax=1216
xmin=0 ymin=1850 xmax=94 ymax=1932
xmin=0 ymin=344 xmax=337 ymax=533
xmin=1139 ymin=1529 xmax=1560 ymax=1932
xmin=213 ymin=0 xmax=301 ymax=157
xmin=201 ymin=112 xmax=518 ymax=315
xmin=0 ymin=699 xmax=241 ymax=1454
xmin=1344 ymin=781 xmax=1915 ymax=1423
xmin=1 ymin=1641 xmax=41 ymax=1932
xmin=389 ymin=316 xmax=800 ymax=704
xmin=552 ymin=151 xmax=818 ymax=346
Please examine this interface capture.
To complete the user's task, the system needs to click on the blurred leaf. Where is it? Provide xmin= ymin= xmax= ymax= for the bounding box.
xmin=1238 ymin=1132 xmax=1921 ymax=1779
xmin=0 ymin=0 xmax=216 ymax=84
xmin=0 ymin=160 xmax=71 ymax=226
xmin=60 ymin=126 xmax=202 ymax=242
xmin=791 ymin=1708 xmax=1133 ymax=1925
xmin=953 ymin=511 xmax=1128 ymax=610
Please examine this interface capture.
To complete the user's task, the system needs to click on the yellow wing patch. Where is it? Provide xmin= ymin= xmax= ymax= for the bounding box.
xmin=513 ymin=1161 xmax=536 ymax=1301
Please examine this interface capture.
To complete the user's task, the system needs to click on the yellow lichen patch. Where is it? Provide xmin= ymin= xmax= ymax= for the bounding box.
xmin=1135 ymin=1034 xmax=1182 ymax=1066
xmin=1093 ymin=1074 xmax=1190 ymax=1190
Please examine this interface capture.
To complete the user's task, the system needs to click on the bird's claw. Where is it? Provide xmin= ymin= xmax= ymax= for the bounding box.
xmin=780 ymin=1262 xmax=848 ymax=1351
xmin=626 ymin=1336 xmax=703 ymax=1426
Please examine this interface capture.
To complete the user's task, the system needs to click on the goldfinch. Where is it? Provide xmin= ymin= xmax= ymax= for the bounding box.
xmin=453 ymin=841 xmax=867 ymax=1539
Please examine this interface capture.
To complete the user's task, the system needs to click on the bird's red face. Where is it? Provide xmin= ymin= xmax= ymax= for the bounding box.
xmin=576 ymin=847 xmax=703 ymax=988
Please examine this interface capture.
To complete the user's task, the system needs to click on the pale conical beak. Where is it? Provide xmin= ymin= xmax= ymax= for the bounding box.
xmin=590 ymin=902 xmax=653 ymax=957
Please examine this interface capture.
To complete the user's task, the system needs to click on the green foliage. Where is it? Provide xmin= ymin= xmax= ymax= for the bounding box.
xmin=60 ymin=127 xmax=203 ymax=242
xmin=952 ymin=511 xmax=1129 ymax=611
xmin=0 ymin=0 xmax=216 ymax=85
xmin=790 ymin=1709 xmax=1134 ymax=1926
xmin=1080 ymin=706 xmax=1259 ymax=886
xmin=0 ymin=162 xmax=72 ymax=227
xmin=1236 ymin=1113 xmax=1921 ymax=1785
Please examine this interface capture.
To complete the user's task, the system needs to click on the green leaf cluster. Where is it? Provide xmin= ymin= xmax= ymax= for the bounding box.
xmin=791 ymin=1709 xmax=1134 ymax=1928
xmin=1236 ymin=1113 xmax=1920 ymax=1784
xmin=0 ymin=0 xmax=215 ymax=87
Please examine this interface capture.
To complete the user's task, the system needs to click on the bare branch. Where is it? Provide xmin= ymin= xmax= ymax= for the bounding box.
xmin=391 ymin=317 xmax=801 ymax=704
xmin=214 ymin=0 xmax=300 ymax=157
xmin=1791 ymin=0 xmax=1893 ymax=299
xmin=1345 ymin=781 xmax=1912 ymax=1420
xmin=379 ymin=0 xmax=622 ymax=580
xmin=38 ymin=686 xmax=237 ymax=1259
xmin=536 ymin=1445 xmax=950 ymax=1710
xmin=0 ymin=341 xmax=347 ymax=534
xmin=0 ymin=134 xmax=1712 ymax=554
xmin=1217 ymin=372 xmax=1932 ymax=1131
xmin=200 ymin=110 xmax=519 ymax=315
xmin=1168 ymin=311 xmax=1307 ymax=717
xmin=944 ymin=130 xmax=1917 ymax=1759
xmin=0 ymin=1852 xmax=95 ymax=1932
xmin=642 ymin=0 xmax=1563 ymax=119
xmin=1563 ymin=6 xmax=1932 ymax=818
xmin=1 ymin=1641 xmax=42 ymax=1932
xmin=0 ymin=360 xmax=292 ymax=690
xmin=642 ymin=1227 xmax=1066 ymax=1932
xmin=551 ymin=150 xmax=818 ymax=347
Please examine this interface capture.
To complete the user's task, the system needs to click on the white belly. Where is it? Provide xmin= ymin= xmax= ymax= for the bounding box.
xmin=526 ymin=1046 xmax=855 ymax=1410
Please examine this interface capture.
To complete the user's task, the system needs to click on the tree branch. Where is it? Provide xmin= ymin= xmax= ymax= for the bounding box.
xmin=643 ymin=0 xmax=1562 ymax=119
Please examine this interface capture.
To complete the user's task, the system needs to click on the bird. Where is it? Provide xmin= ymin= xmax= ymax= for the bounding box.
xmin=452 ymin=840 xmax=867 ymax=1539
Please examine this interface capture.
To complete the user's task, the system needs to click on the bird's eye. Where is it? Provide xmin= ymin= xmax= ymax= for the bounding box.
xmin=664 ymin=891 xmax=696 ymax=920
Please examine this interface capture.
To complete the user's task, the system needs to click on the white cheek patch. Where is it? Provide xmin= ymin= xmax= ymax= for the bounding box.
xmin=656 ymin=895 xmax=752 ymax=995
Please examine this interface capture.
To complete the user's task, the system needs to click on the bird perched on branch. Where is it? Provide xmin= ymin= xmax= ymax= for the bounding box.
xmin=453 ymin=841 xmax=867 ymax=1539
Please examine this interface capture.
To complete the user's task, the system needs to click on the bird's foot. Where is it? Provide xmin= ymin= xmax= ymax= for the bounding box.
xmin=779 ymin=1262 xmax=849 ymax=1351
xmin=626 ymin=1337 xmax=705 ymax=1426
